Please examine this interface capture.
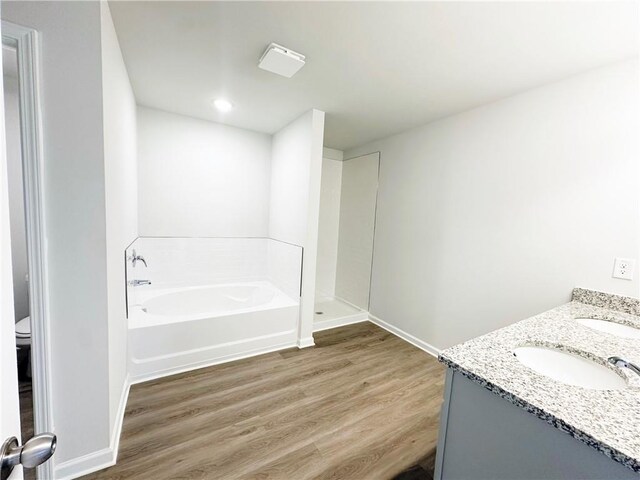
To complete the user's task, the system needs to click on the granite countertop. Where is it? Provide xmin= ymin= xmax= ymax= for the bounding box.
xmin=439 ymin=288 xmax=640 ymax=472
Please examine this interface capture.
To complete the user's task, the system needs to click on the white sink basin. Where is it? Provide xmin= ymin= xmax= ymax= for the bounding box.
xmin=513 ymin=346 xmax=627 ymax=390
xmin=575 ymin=318 xmax=640 ymax=339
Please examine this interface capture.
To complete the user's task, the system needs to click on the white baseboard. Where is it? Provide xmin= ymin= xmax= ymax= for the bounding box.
xmin=55 ymin=375 xmax=130 ymax=479
xmin=112 ymin=375 xmax=130 ymax=462
xmin=297 ymin=336 xmax=315 ymax=348
xmin=313 ymin=311 xmax=368 ymax=332
xmin=54 ymin=446 xmax=113 ymax=480
xmin=368 ymin=314 xmax=441 ymax=358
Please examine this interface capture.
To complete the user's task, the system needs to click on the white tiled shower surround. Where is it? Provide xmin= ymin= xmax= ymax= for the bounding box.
xmin=126 ymin=237 xmax=302 ymax=305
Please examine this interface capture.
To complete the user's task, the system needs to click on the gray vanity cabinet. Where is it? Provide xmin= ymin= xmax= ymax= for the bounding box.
xmin=434 ymin=369 xmax=640 ymax=480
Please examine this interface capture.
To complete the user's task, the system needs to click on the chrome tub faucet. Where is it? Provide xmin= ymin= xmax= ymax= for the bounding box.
xmin=128 ymin=249 xmax=147 ymax=268
xmin=128 ymin=279 xmax=152 ymax=287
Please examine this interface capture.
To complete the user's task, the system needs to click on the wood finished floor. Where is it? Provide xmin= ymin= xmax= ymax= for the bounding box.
xmin=19 ymin=380 xmax=35 ymax=480
xmin=83 ymin=323 xmax=445 ymax=480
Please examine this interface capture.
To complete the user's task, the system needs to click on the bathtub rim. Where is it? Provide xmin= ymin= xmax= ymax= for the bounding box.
xmin=128 ymin=280 xmax=299 ymax=329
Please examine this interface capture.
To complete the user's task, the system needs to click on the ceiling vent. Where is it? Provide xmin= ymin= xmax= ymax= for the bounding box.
xmin=258 ymin=43 xmax=305 ymax=78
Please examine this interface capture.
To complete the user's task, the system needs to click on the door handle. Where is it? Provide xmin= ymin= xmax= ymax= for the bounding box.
xmin=0 ymin=433 xmax=56 ymax=480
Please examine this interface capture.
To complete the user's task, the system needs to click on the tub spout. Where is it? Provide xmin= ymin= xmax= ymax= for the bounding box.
xmin=129 ymin=279 xmax=152 ymax=287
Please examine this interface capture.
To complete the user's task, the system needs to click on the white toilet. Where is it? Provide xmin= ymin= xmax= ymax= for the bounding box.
xmin=16 ymin=316 xmax=31 ymax=378
xmin=15 ymin=316 xmax=31 ymax=347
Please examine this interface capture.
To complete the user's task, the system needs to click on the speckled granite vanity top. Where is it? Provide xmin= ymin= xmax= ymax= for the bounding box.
xmin=439 ymin=288 xmax=640 ymax=472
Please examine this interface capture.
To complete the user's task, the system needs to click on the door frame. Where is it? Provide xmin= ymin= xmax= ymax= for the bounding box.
xmin=2 ymin=20 xmax=53 ymax=480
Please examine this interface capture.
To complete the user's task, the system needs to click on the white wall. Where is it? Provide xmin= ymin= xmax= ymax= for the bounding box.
xmin=335 ymin=153 xmax=379 ymax=309
xmin=2 ymin=0 xmax=112 ymax=468
xmin=346 ymin=60 xmax=640 ymax=350
xmin=315 ymin=157 xmax=342 ymax=300
xmin=269 ymin=110 xmax=325 ymax=345
xmin=137 ymin=106 xmax=272 ymax=238
xmin=3 ymin=66 xmax=28 ymax=322
xmin=269 ymin=112 xmax=316 ymax=247
xmin=101 ymin=1 xmax=137 ymax=441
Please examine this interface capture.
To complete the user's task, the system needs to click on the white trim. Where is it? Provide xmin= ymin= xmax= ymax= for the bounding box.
xmin=297 ymin=336 xmax=315 ymax=348
xmin=313 ymin=311 xmax=368 ymax=332
xmin=111 ymin=375 xmax=130 ymax=463
xmin=130 ymin=340 xmax=298 ymax=385
xmin=368 ymin=314 xmax=441 ymax=358
xmin=2 ymin=21 xmax=54 ymax=480
xmin=322 ymin=147 xmax=343 ymax=161
xmin=54 ymin=375 xmax=130 ymax=479
xmin=54 ymin=447 xmax=114 ymax=480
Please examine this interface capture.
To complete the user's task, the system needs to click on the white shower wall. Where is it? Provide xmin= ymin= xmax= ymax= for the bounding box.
xmin=315 ymin=157 xmax=343 ymax=300
xmin=268 ymin=239 xmax=304 ymax=300
xmin=136 ymin=106 xmax=325 ymax=349
xmin=335 ymin=153 xmax=379 ymax=310
xmin=315 ymin=151 xmax=380 ymax=310
xmin=126 ymin=237 xmax=303 ymax=303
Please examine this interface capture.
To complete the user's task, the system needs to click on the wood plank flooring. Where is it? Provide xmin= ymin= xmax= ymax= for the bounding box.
xmin=82 ymin=322 xmax=445 ymax=480
xmin=19 ymin=380 xmax=35 ymax=480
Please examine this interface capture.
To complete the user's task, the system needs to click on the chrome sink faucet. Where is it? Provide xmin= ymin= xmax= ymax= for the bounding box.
xmin=608 ymin=356 xmax=640 ymax=377
xmin=128 ymin=249 xmax=147 ymax=268
xmin=128 ymin=279 xmax=151 ymax=287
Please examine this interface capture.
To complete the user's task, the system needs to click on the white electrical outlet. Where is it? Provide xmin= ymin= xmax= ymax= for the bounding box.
xmin=613 ymin=258 xmax=636 ymax=280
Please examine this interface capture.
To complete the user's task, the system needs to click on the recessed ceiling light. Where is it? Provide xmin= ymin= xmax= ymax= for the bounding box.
xmin=213 ymin=98 xmax=233 ymax=112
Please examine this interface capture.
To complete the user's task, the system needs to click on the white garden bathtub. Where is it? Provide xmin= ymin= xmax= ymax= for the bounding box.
xmin=128 ymin=281 xmax=299 ymax=381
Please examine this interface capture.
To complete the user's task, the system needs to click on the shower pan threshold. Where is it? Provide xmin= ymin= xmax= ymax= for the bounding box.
xmin=313 ymin=297 xmax=368 ymax=332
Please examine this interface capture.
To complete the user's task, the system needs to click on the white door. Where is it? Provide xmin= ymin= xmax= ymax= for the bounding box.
xmin=0 ymin=19 xmax=55 ymax=480
xmin=0 ymin=13 xmax=23 ymax=477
